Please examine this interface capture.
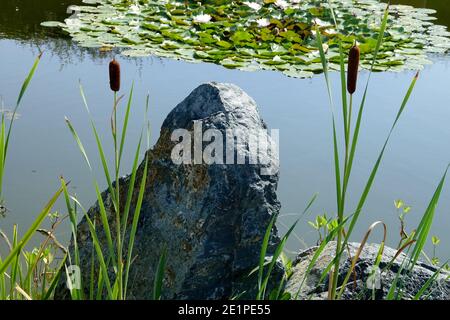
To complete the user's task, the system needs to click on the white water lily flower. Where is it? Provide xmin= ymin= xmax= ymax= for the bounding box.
xmin=244 ymin=2 xmax=262 ymax=11
xmin=273 ymin=55 xmax=283 ymax=62
xmin=129 ymin=4 xmax=141 ymax=14
xmin=274 ymin=0 xmax=289 ymax=10
xmin=314 ymin=18 xmax=328 ymax=27
xmin=193 ymin=14 xmax=212 ymax=23
xmin=256 ymin=18 xmax=270 ymax=27
xmin=64 ymin=17 xmax=82 ymax=28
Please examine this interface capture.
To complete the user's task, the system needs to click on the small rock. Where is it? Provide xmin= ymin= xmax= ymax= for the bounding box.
xmin=285 ymin=241 xmax=450 ymax=300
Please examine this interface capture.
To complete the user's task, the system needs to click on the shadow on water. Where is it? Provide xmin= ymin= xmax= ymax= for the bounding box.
xmin=0 ymin=0 xmax=83 ymax=40
xmin=0 ymin=0 xmax=152 ymax=66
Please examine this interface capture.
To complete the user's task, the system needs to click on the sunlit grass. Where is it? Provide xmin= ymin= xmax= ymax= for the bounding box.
xmin=0 ymin=54 xmax=68 ymax=300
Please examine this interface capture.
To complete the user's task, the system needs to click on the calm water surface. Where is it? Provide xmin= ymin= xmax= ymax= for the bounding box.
xmin=1 ymin=0 xmax=450 ymax=260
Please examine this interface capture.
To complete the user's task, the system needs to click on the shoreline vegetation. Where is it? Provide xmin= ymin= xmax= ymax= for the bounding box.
xmin=0 ymin=3 xmax=449 ymax=300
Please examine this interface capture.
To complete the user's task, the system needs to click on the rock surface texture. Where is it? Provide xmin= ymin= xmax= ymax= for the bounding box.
xmin=55 ymin=82 xmax=281 ymax=299
xmin=285 ymin=242 xmax=450 ymax=300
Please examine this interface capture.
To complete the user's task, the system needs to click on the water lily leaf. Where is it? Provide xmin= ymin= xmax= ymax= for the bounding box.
xmin=121 ymin=49 xmax=152 ymax=57
xmin=230 ymin=30 xmax=254 ymax=44
xmin=279 ymin=30 xmax=302 ymax=43
xmin=216 ymin=40 xmax=233 ymax=49
xmin=220 ymin=58 xmax=246 ymax=68
xmin=40 ymin=21 xmax=67 ymax=28
xmin=282 ymin=68 xmax=314 ymax=78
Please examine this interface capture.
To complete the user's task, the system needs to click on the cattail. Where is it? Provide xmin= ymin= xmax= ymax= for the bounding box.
xmin=109 ymin=58 xmax=121 ymax=92
xmin=347 ymin=44 xmax=360 ymax=95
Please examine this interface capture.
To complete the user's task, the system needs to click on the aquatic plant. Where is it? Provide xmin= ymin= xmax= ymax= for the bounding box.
xmin=0 ymin=55 xmax=67 ymax=299
xmin=0 ymin=53 xmax=166 ymax=300
xmin=62 ymin=57 xmax=170 ymax=300
xmin=394 ymin=199 xmax=412 ymax=249
xmin=42 ymin=0 xmax=450 ymax=78
xmin=255 ymin=3 xmax=449 ymax=300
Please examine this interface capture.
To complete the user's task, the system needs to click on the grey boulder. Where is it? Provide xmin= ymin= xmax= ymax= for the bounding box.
xmin=285 ymin=241 xmax=450 ymax=300
xmin=55 ymin=82 xmax=281 ymax=299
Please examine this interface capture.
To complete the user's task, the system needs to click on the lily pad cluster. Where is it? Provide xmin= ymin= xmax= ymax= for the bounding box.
xmin=42 ymin=0 xmax=450 ymax=78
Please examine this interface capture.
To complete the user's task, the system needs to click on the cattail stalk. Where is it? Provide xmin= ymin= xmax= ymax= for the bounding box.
xmin=330 ymin=44 xmax=361 ymax=301
xmin=347 ymin=44 xmax=360 ymax=95
xmin=109 ymin=58 xmax=121 ymax=92
xmin=109 ymin=58 xmax=123 ymax=298
xmin=346 ymin=43 xmax=360 ymax=147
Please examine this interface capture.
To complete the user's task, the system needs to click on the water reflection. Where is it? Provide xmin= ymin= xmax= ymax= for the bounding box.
xmin=0 ymin=1 xmax=161 ymax=68
xmin=0 ymin=0 xmax=82 ymax=39
xmin=1 ymin=0 xmax=449 ymax=65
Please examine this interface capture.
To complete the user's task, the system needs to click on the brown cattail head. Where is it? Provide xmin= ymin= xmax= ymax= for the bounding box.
xmin=109 ymin=58 xmax=121 ymax=92
xmin=347 ymin=44 xmax=360 ymax=95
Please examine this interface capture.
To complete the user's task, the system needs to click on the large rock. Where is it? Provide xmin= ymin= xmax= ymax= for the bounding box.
xmin=285 ymin=242 xmax=450 ymax=300
xmin=56 ymin=82 xmax=281 ymax=299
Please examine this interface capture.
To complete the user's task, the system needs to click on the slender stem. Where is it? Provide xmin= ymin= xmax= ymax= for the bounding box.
xmin=112 ymin=92 xmax=123 ymax=299
xmin=347 ymin=94 xmax=353 ymax=146
xmin=339 ymin=94 xmax=353 ymax=215
xmin=330 ymin=93 xmax=354 ymax=299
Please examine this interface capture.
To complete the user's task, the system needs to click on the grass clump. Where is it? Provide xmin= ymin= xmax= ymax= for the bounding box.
xmin=0 ymin=54 xmax=68 ymax=300
xmin=254 ymin=2 xmax=449 ymax=300
xmin=0 ymin=55 xmax=166 ymax=300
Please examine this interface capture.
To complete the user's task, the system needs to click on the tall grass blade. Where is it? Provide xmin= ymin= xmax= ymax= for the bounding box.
xmin=257 ymin=214 xmax=276 ymax=297
xmin=120 ymin=134 xmax=142 ymax=243
xmin=343 ymin=72 xmax=419 ymax=249
xmin=153 ymin=244 xmax=167 ymax=300
xmin=409 ymin=165 xmax=449 ymax=268
xmin=258 ymin=220 xmax=298 ymax=300
xmin=42 ymin=254 xmax=67 ymax=300
xmin=4 ymin=54 xmax=42 ymax=158
xmin=413 ymin=260 xmax=448 ymax=300
xmin=71 ymin=197 xmax=113 ymax=299
xmin=78 ymin=83 xmax=118 ymax=210
xmin=0 ymin=187 xmax=63 ymax=275
xmin=65 ymin=117 xmax=91 ymax=170
xmin=124 ymin=156 xmax=148 ymax=298
xmin=60 ymin=178 xmax=83 ymax=300
xmin=118 ymin=84 xmax=134 ymax=167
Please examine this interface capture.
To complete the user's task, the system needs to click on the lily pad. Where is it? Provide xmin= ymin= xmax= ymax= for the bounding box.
xmin=42 ymin=0 xmax=450 ymax=77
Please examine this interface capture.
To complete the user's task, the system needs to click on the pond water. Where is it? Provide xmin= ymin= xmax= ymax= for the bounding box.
xmin=0 ymin=0 xmax=449 ymax=262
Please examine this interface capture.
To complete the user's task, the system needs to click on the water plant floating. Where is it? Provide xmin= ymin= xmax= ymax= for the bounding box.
xmin=42 ymin=0 xmax=450 ymax=78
